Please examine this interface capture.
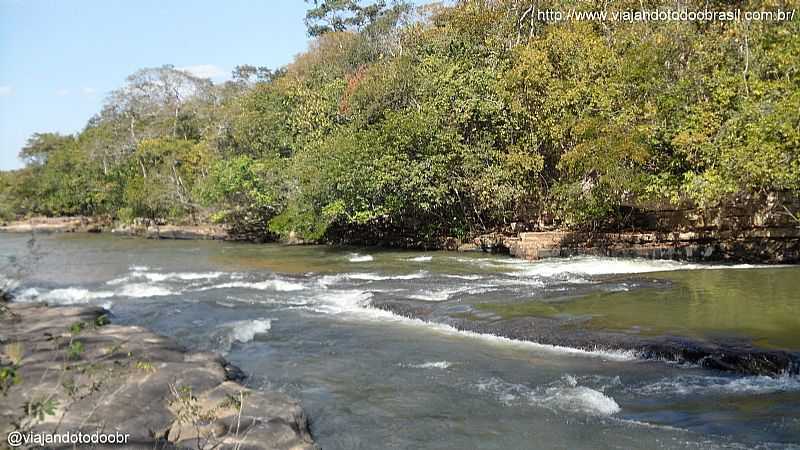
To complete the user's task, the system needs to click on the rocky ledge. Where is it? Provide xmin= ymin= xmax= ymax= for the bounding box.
xmin=0 ymin=302 xmax=317 ymax=450
xmin=0 ymin=216 xmax=110 ymax=234
xmin=0 ymin=216 xmax=230 ymax=241
xmin=371 ymin=298 xmax=800 ymax=377
xmin=111 ymin=221 xmax=228 ymax=240
xmin=500 ymin=229 xmax=800 ymax=264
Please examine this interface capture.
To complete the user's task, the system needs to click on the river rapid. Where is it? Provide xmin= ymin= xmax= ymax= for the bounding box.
xmin=2 ymin=233 xmax=799 ymax=449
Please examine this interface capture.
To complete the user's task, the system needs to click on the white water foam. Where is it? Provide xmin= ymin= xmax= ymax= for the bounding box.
xmin=476 ymin=375 xmax=621 ymax=416
xmin=108 ymin=270 xmax=226 ymax=285
xmin=507 ymin=256 xmax=763 ymax=278
xmin=349 ymin=272 xmax=428 ymax=281
xmin=201 ymin=279 xmax=306 ymax=292
xmin=12 ymin=287 xmax=41 ymax=302
xmin=317 ymin=274 xmax=348 ymax=288
xmin=409 ymin=256 xmax=433 ymax=262
xmin=143 ymin=271 xmax=225 ymax=282
xmin=633 ymin=374 xmax=800 ymax=396
xmin=536 ymin=384 xmax=621 ymax=416
xmin=406 ymin=361 xmax=452 ymax=369
xmin=105 ymin=276 xmax=131 ymax=286
xmin=348 ymin=253 xmax=374 ymax=262
xmin=317 ymin=272 xmax=428 ymax=288
xmin=213 ymin=318 xmax=273 ymax=352
xmin=301 ymin=287 xmax=636 ymax=361
xmin=13 ymin=286 xmax=115 ymax=305
xmin=0 ymin=274 xmax=19 ymax=291
xmin=228 ymin=319 xmax=272 ymax=344
xmin=443 ymin=274 xmax=482 ymax=280
xmin=614 ymin=418 xmax=685 ymax=432
xmin=117 ymin=283 xmax=176 ymax=298
xmin=408 ymin=285 xmax=480 ymax=302
xmin=309 ymin=290 xmax=375 ymax=314
xmin=40 ymin=287 xmax=115 ymax=304
xmin=455 ymin=257 xmax=529 ymax=267
xmin=417 ymin=321 xmax=636 ymax=361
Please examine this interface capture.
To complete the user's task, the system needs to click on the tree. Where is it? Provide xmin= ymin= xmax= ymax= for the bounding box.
xmin=304 ymin=0 xmax=409 ymax=37
xmin=19 ymin=133 xmax=75 ymax=167
xmin=2 ymin=0 xmax=798 ymax=241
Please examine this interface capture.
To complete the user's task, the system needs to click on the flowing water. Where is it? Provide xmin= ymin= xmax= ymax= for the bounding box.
xmin=2 ymin=233 xmax=799 ymax=449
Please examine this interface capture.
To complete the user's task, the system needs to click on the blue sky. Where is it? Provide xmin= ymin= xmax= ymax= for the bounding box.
xmin=0 ymin=0 xmax=314 ymax=170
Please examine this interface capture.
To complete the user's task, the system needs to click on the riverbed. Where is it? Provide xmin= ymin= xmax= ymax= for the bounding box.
xmin=2 ymin=233 xmax=799 ymax=449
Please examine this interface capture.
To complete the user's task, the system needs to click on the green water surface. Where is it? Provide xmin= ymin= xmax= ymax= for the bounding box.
xmin=477 ymin=267 xmax=800 ymax=350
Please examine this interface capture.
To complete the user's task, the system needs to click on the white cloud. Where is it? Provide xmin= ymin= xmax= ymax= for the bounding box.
xmin=177 ymin=64 xmax=227 ymax=80
xmin=81 ymin=87 xmax=97 ymax=96
xmin=0 ymin=86 xmax=12 ymax=96
xmin=55 ymin=88 xmax=70 ymax=96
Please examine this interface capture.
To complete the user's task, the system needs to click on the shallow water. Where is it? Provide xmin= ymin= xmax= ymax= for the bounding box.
xmin=2 ymin=233 xmax=799 ymax=449
xmin=475 ymin=267 xmax=800 ymax=350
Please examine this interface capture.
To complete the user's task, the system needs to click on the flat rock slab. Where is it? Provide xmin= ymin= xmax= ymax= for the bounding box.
xmin=371 ymin=298 xmax=800 ymax=377
xmin=0 ymin=216 xmax=108 ymax=234
xmin=0 ymin=303 xmax=317 ymax=450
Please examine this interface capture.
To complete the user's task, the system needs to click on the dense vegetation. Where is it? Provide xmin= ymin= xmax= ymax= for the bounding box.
xmin=2 ymin=0 xmax=798 ymax=245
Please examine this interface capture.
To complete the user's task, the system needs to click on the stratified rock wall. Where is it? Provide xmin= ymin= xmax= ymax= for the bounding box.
xmin=502 ymin=192 xmax=800 ymax=263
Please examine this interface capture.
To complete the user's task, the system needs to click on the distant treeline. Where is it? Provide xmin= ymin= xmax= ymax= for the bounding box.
xmin=1 ymin=0 xmax=798 ymax=244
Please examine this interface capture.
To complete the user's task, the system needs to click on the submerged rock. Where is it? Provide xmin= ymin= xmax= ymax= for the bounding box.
xmin=0 ymin=303 xmax=317 ymax=450
xmin=371 ymin=298 xmax=800 ymax=377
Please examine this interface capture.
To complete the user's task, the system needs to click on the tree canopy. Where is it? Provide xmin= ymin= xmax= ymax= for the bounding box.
xmin=2 ymin=0 xmax=798 ymax=244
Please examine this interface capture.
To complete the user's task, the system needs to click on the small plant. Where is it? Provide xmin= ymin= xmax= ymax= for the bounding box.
xmin=1 ymin=342 xmax=24 ymax=396
xmin=105 ymin=342 xmax=124 ymax=355
xmin=66 ymin=341 xmax=84 ymax=360
xmin=0 ymin=366 xmax=21 ymax=395
xmin=219 ymin=391 xmax=250 ymax=411
xmin=117 ymin=207 xmax=135 ymax=225
xmin=168 ymin=384 xmax=251 ymax=450
xmin=94 ymin=314 xmax=111 ymax=327
xmin=5 ymin=342 xmax=23 ymax=365
xmin=61 ymin=377 xmax=79 ymax=397
xmin=135 ymin=360 xmax=156 ymax=373
xmin=68 ymin=321 xmax=86 ymax=335
xmin=22 ymin=398 xmax=59 ymax=422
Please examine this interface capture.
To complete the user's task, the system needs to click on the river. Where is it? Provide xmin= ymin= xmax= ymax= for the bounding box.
xmin=1 ymin=233 xmax=799 ymax=449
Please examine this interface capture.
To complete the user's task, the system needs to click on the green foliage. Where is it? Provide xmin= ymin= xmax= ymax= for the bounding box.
xmin=116 ymin=207 xmax=135 ymax=225
xmin=23 ymin=398 xmax=59 ymax=422
xmin=1 ymin=1 xmax=798 ymax=240
xmin=67 ymin=341 xmax=85 ymax=361
xmin=68 ymin=322 xmax=86 ymax=335
xmin=94 ymin=314 xmax=111 ymax=327
xmin=200 ymin=155 xmax=282 ymax=239
xmin=135 ymin=360 xmax=156 ymax=373
xmin=304 ymin=0 xmax=409 ymax=37
xmin=0 ymin=366 xmax=21 ymax=396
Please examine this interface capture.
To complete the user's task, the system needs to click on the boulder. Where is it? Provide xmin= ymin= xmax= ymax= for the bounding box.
xmin=0 ymin=303 xmax=317 ymax=450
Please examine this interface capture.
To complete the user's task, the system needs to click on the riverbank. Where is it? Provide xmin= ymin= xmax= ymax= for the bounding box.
xmin=0 ymin=300 xmax=317 ymax=450
xmin=480 ymin=193 xmax=800 ymax=263
xmin=3 ymin=213 xmax=799 ymax=263
xmin=0 ymin=216 xmax=110 ymax=234
xmin=0 ymin=216 xmax=228 ymax=240
xmin=478 ymin=228 xmax=800 ymax=264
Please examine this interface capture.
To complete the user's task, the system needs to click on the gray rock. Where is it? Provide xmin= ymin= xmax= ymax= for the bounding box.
xmin=0 ymin=303 xmax=317 ymax=450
